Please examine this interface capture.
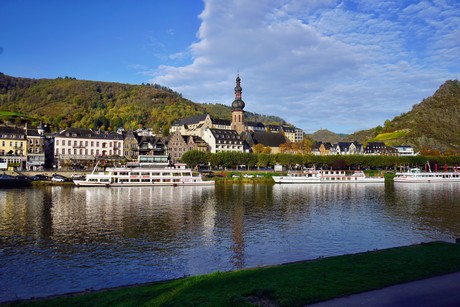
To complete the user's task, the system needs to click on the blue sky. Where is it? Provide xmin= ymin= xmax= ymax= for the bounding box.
xmin=1 ymin=0 xmax=459 ymax=134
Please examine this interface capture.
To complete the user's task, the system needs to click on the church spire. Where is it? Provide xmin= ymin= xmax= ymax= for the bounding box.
xmin=232 ymin=74 xmax=245 ymax=111
xmin=231 ymin=74 xmax=245 ymax=134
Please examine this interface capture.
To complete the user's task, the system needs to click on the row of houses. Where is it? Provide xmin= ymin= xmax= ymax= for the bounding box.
xmin=312 ymin=141 xmax=416 ymax=156
xmin=0 ymin=123 xmax=416 ymax=171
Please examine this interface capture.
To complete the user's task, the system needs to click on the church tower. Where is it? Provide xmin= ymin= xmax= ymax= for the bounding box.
xmin=231 ymin=75 xmax=245 ymax=134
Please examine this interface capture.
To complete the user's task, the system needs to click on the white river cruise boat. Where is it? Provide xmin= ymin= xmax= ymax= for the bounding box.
xmin=73 ymin=164 xmax=214 ymax=187
xmin=394 ymin=168 xmax=460 ymax=183
xmin=272 ymin=169 xmax=385 ymax=184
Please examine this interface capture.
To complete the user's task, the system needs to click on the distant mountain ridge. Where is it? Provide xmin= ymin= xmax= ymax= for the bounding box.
xmin=0 ymin=73 xmax=287 ymax=134
xmin=307 ymin=129 xmax=347 ymax=143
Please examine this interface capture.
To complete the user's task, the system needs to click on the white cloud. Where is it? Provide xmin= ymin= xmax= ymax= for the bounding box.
xmin=148 ymin=0 xmax=460 ymax=134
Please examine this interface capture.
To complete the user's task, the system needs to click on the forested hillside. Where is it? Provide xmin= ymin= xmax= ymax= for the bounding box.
xmin=346 ymin=80 xmax=460 ymax=153
xmin=0 ymin=73 xmax=286 ymax=134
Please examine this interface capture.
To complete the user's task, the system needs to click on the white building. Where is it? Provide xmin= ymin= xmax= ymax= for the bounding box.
xmin=393 ymin=145 xmax=417 ymax=156
xmin=54 ymin=128 xmax=123 ymax=167
xmin=202 ymin=128 xmax=243 ymax=153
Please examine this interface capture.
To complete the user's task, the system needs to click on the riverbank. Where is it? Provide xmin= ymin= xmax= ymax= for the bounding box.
xmin=5 ymin=241 xmax=460 ymax=306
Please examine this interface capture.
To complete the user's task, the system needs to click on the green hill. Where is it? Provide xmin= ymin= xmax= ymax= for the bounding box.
xmin=307 ymin=129 xmax=345 ymax=143
xmin=347 ymin=80 xmax=460 ymax=152
xmin=0 ymin=73 xmax=287 ymax=134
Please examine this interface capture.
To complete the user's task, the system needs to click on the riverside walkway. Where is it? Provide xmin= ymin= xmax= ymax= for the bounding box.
xmin=310 ymin=271 xmax=460 ymax=307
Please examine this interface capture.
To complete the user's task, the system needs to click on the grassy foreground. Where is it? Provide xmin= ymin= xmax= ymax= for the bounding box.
xmin=7 ymin=241 xmax=460 ymax=306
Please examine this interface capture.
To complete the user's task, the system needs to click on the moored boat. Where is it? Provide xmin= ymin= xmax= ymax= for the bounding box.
xmin=0 ymin=174 xmax=32 ymax=188
xmin=272 ymin=169 xmax=384 ymax=184
xmin=73 ymin=165 xmax=214 ymax=187
xmin=394 ymin=168 xmax=460 ymax=183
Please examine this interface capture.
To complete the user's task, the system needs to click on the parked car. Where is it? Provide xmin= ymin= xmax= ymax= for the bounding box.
xmin=30 ymin=174 xmax=50 ymax=181
xmin=51 ymin=174 xmax=69 ymax=182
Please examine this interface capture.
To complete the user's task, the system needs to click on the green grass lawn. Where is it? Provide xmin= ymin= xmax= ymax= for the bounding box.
xmin=6 ymin=241 xmax=460 ymax=306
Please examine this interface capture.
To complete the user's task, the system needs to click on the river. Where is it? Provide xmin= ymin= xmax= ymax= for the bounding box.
xmin=1 ymin=182 xmax=459 ymax=302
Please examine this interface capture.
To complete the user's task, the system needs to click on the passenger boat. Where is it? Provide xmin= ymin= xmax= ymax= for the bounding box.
xmin=394 ymin=168 xmax=460 ymax=183
xmin=272 ymin=169 xmax=384 ymax=184
xmin=73 ymin=164 xmax=214 ymax=187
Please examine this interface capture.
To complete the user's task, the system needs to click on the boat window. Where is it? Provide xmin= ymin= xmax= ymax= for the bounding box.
xmin=141 ymin=179 xmax=150 ymax=182
xmin=152 ymin=172 xmax=161 ymax=176
xmin=172 ymin=172 xmax=181 ymax=176
xmin=163 ymin=173 xmax=171 ymax=176
xmin=131 ymin=179 xmax=140 ymax=182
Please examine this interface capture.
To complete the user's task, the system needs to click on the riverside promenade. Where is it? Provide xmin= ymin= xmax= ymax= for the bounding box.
xmin=311 ymin=271 xmax=460 ymax=307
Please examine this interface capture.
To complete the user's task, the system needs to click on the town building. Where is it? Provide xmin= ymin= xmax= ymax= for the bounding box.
xmin=168 ymin=131 xmax=207 ymax=163
xmin=170 ymin=114 xmax=212 ymax=137
xmin=281 ymin=125 xmax=296 ymax=143
xmin=0 ymin=126 xmax=27 ymax=170
xmin=334 ymin=141 xmax=364 ymax=155
xmin=137 ymin=136 xmax=167 ymax=161
xmin=25 ymin=123 xmax=46 ymax=170
xmin=202 ymin=128 xmax=244 ymax=153
xmin=365 ymin=142 xmax=399 ymax=156
xmin=312 ymin=142 xmax=334 ymax=156
xmin=393 ymin=145 xmax=417 ymax=156
xmin=123 ymin=130 xmax=140 ymax=161
xmin=242 ymin=131 xmax=287 ymax=154
xmin=54 ymin=128 xmax=124 ymax=169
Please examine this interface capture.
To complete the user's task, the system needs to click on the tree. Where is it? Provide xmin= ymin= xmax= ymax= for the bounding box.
xmin=181 ymin=150 xmax=208 ymax=169
xmin=252 ymin=144 xmax=265 ymax=154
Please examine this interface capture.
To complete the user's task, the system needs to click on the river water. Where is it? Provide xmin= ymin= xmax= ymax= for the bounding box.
xmin=1 ymin=182 xmax=460 ymax=302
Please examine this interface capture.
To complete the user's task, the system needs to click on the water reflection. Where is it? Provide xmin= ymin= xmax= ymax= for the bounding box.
xmin=1 ymin=183 xmax=459 ymax=302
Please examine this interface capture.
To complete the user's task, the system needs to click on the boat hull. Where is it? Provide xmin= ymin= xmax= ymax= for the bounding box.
xmin=394 ymin=172 xmax=460 ymax=183
xmin=73 ymin=180 xmax=215 ymax=187
xmin=272 ymin=177 xmax=384 ymax=184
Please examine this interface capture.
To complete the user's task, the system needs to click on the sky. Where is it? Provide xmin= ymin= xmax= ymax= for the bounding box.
xmin=1 ymin=0 xmax=459 ymax=134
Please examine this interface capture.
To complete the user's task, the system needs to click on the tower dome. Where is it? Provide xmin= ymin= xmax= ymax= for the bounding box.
xmin=232 ymin=75 xmax=245 ymax=111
